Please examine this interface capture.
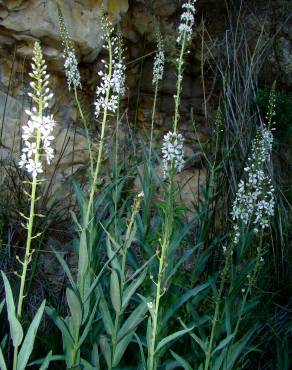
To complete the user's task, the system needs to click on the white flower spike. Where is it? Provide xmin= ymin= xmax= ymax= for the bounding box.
xmin=19 ymin=43 xmax=55 ymax=178
xmin=162 ymin=131 xmax=185 ymax=179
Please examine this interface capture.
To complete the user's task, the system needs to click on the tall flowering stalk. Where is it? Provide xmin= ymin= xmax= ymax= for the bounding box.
xmin=57 ymin=3 xmax=94 ymax=175
xmin=147 ymin=2 xmax=196 ymax=370
xmin=204 ymin=120 xmax=275 ymax=370
xmin=148 ymin=29 xmax=165 ymax=170
xmin=74 ymin=17 xmax=126 ymax=300
xmin=114 ymin=29 xmax=126 ymax=237
xmin=173 ymin=0 xmax=196 ymax=132
xmin=11 ymin=41 xmax=54 ymax=370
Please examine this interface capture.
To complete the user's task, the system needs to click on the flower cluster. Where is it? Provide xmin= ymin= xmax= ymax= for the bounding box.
xmin=19 ymin=43 xmax=55 ymax=178
xmin=177 ymin=1 xmax=196 ymax=44
xmin=152 ymin=49 xmax=165 ymax=86
xmin=231 ymin=126 xmax=275 ymax=235
xmin=162 ymin=131 xmax=185 ymax=179
xmin=63 ymin=49 xmax=81 ymax=91
xmin=58 ymin=4 xmax=81 ymax=90
xmin=94 ymin=20 xmax=126 ymax=119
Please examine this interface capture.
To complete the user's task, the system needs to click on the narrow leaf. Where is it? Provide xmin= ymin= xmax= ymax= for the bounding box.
xmin=78 ymin=230 xmax=89 ymax=278
xmin=170 ymin=350 xmax=192 ymax=370
xmin=110 ymin=269 xmax=121 ymax=313
xmin=155 ymin=326 xmax=194 ymax=353
xmin=117 ymin=302 xmax=147 ymax=342
xmin=39 ymin=351 xmax=52 ymax=370
xmin=212 ymin=334 xmax=235 ymax=356
xmin=122 ymin=269 xmax=147 ymax=310
xmin=53 ymin=250 xmax=76 ymax=290
xmin=0 ymin=346 xmax=7 ymax=370
xmin=1 ymin=271 xmax=23 ymax=347
xmin=100 ymin=335 xmax=111 ymax=368
xmin=17 ymin=300 xmax=46 ymax=370
xmin=66 ymin=288 xmax=82 ymax=332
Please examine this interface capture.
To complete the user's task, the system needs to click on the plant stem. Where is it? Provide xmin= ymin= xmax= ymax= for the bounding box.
xmin=148 ymin=82 xmax=159 ymax=174
xmin=148 ymin=178 xmax=174 ymax=370
xmin=204 ymin=245 xmax=233 ymax=370
xmin=233 ymin=233 xmax=263 ymax=337
xmin=74 ymin=87 xmax=94 ymax=177
xmin=14 ymin=96 xmax=43 ymax=370
xmin=84 ymin=38 xmax=113 ymax=231
xmin=173 ymin=32 xmax=187 ymax=133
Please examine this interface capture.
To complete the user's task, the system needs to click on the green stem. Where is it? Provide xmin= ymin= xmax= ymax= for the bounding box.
xmin=114 ymin=98 xmax=121 ymax=239
xmin=173 ymin=33 xmax=187 ymax=133
xmin=233 ymin=233 xmax=263 ymax=337
xmin=14 ymin=95 xmax=43 ymax=370
xmin=148 ymin=82 xmax=159 ymax=174
xmin=74 ymin=87 xmax=94 ymax=177
xmin=84 ymin=38 xmax=113 ymax=230
xmin=204 ymin=246 xmax=233 ymax=370
xmin=110 ymin=198 xmax=142 ymax=369
xmin=148 ymin=178 xmax=174 ymax=370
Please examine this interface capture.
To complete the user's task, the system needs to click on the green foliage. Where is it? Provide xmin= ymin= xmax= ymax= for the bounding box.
xmin=258 ymin=88 xmax=292 ymax=143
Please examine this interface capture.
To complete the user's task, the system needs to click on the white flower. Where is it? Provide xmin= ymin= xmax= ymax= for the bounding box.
xmin=22 ymin=141 xmax=37 ymax=158
xmin=177 ymin=1 xmax=196 ymax=44
xmin=19 ymin=43 xmax=55 ymax=178
xmin=231 ymin=126 xmax=275 ymax=232
xmin=147 ymin=301 xmax=154 ymax=310
xmin=64 ymin=49 xmax=81 ymax=90
xmin=95 ymin=24 xmax=126 ymax=119
xmin=162 ymin=131 xmax=185 ymax=179
xmin=153 ymin=49 xmax=165 ymax=85
xmin=26 ymin=159 xmax=43 ymax=178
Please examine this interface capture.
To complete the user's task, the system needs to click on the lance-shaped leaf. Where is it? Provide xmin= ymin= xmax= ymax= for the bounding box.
xmin=78 ymin=230 xmax=89 ymax=278
xmin=0 ymin=346 xmax=7 ymax=370
xmin=122 ymin=268 xmax=147 ymax=310
xmin=155 ymin=325 xmax=194 ymax=353
xmin=117 ymin=302 xmax=147 ymax=342
xmin=100 ymin=335 xmax=111 ymax=368
xmin=110 ymin=269 xmax=121 ymax=313
xmin=39 ymin=350 xmax=52 ymax=370
xmin=17 ymin=300 xmax=46 ymax=370
xmin=66 ymin=288 xmax=82 ymax=334
xmin=1 ymin=271 xmax=23 ymax=347
xmin=171 ymin=350 xmax=193 ymax=370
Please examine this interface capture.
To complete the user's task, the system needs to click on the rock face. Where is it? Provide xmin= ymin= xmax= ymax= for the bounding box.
xmin=0 ymin=0 xmax=290 ymax=204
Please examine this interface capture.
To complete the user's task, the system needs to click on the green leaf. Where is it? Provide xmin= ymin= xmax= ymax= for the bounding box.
xmin=1 ymin=335 xmax=8 ymax=352
xmin=17 ymin=300 xmax=46 ymax=370
xmin=98 ymin=286 xmax=114 ymax=336
xmin=0 ymin=346 xmax=7 ymax=370
xmin=110 ymin=269 xmax=121 ymax=313
xmin=134 ymin=333 xmax=146 ymax=370
xmin=28 ymin=355 xmax=64 ymax=367
xmin=66 ymin=288 xmax=82 ymax=333
xmin=78 ymin=230 xmax=89 ymax=278
xmin=72 ymin=181 xmax=88 ymax=223
xmin=113 ymin=331 xmax=133 ymax=367
xmin=155 ymin=326 xmax=194 ymax=353
xmin=170 ymin=350 xmax=192 ymax=370
xmin=212 ymin=334 xmax=235 ymax=356
xmin=39 ymin=351 xmax=52 ymax=370
xmin=91 ymin=344 xmax=100 ymax=370
xmin=122 ymin=269 xmax=147 ymax=310
xmin=1 ymin=271 xmax=23 ymax=347
xmin=163 ymin=282 xmax=209 ymax=326
xmin=0 ymin=299 xmax=4 ymax=315
xmin=80 ymin=358 xmax=94 ymax=370
xmin=53 ymin=250 xmax=76 ymax=290
xmin=78 ymin=301 xmax=98 ymax=348
xmin=45 ymin=306 xmax=74 ymax=346
xmin=117 ymin=302 xmax=147 ymax=342
xmin=99 ymin=335 xmax=111 ymax=368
